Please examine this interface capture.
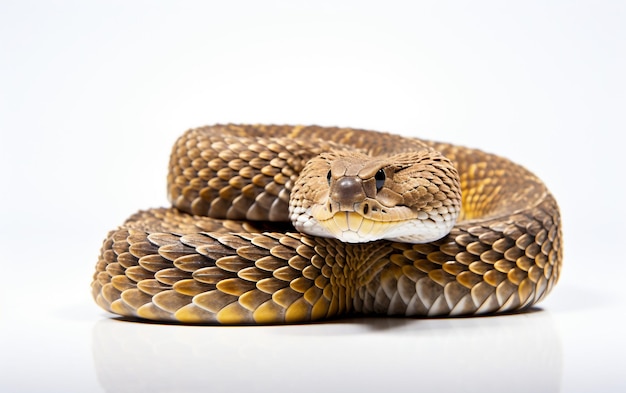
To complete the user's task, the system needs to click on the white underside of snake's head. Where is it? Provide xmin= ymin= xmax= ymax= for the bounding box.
xmin=289 ymin=148 xmax=462 ymax=244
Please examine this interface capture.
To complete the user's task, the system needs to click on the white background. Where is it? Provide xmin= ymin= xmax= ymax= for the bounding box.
xmin=1 ymin=1 xmax=625 ymax=392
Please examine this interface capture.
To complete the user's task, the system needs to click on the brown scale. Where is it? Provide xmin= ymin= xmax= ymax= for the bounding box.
xmin=92 ymin=124 xmax=562 ymax=324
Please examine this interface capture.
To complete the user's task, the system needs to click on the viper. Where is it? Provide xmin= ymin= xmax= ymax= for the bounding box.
xmin=92 ymin=125 xmax=562 ymax=324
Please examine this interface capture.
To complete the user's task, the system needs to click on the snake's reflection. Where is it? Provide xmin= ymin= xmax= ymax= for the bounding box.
xmin=92 ymin=310 xmax=561 ymax=393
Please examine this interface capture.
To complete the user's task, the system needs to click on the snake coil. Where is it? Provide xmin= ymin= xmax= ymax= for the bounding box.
xmin=92 ymin=125 xmax=562 ymax=324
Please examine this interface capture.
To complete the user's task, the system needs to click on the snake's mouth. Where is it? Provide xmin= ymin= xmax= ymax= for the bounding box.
xmin=291 ymin=205 xmax=457 ymax=244
xmin=314 ymin=211 xmax=399 ymax=243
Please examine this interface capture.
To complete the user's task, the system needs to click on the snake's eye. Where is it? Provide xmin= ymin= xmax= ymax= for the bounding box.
xmin=326 ymin=170 xmax=332 ymax=185
xmin=375 ymin=169 xmax=386 ymax=191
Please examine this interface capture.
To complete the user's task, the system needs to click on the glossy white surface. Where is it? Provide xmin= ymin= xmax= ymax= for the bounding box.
xmin=1 ymin=1 xmax=625 ymax=392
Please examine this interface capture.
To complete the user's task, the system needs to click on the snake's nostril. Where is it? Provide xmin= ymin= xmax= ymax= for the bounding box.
xmin=331 ymin=177 xmax=365 ymax=204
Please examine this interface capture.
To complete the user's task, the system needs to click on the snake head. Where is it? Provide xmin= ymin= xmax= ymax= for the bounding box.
xmin=289 ymin=149 xmax=462 ymax=243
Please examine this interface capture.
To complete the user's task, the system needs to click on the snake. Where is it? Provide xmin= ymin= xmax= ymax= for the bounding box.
xmin=92 ymin=124 xmax=562 ymax=324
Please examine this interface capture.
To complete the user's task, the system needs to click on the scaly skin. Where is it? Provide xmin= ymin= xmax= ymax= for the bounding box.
xmin=92 ymin=125 xmax=562 ymax=324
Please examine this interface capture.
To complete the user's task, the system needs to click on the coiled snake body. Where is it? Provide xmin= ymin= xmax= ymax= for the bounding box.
xmin=92 ymin=125 xmax=562 ymax=324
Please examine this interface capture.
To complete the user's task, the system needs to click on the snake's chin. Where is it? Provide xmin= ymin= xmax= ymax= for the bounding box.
xmin=292 ymin=209 xmax=456 ymax=244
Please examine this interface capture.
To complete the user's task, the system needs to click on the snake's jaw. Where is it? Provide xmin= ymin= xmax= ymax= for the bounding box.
xmin=294 ymin=204 xmax=458 ymax=244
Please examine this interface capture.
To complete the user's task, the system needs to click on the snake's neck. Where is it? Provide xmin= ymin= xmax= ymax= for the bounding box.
xmin=316 ymin=239 xmax=394 ymax=315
